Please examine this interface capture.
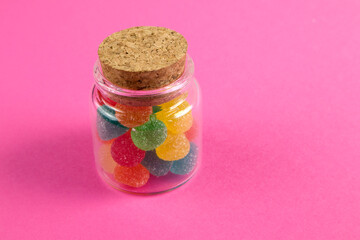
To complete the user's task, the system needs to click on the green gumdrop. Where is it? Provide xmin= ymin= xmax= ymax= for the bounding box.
xmin=152 ymin=106 xmax=162 ymax=114
xmin=131 ymin=115 xmax=167 ymax=151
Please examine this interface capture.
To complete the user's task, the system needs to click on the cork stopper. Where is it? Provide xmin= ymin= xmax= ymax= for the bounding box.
xmin=98 ymin=26 xmax=188 ymax=90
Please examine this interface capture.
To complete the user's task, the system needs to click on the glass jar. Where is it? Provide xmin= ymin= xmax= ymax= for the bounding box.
xmin=90 ymin=55 xmax=202 ymax=194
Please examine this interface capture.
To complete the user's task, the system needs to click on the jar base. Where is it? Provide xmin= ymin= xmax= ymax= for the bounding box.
xmin=96 ymin=166 xmax=198 ymax=195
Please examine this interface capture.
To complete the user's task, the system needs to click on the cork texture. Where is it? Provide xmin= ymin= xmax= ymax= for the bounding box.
xmin=98 ymin=26 xmax=188 ymax=90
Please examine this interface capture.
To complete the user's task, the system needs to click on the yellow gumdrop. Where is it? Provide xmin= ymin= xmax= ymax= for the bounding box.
xmin=98 ymin=140 xmax=118 ymax=174
xmin=156 ymin=133 xmax=190 ymax=161
xmin=157 ymin=94 xmax=193 ymax=134
xmin=160 ymin=93 xmax=188 ymax=109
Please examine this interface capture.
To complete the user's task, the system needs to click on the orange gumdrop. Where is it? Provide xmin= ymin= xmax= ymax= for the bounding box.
xmin=114 ymin=164 xmax=150 ymax=188
xmin=98 ymin=140 xmax=118 ymax=174
xmin=115 ymin=103 xmax=153 ymax=128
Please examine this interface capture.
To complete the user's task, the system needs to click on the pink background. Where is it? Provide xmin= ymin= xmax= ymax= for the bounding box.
xmin=1 ymin=0 xmax=360 ymax=239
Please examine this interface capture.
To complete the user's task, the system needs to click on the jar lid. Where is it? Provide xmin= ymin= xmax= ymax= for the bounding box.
xmin=98 ymin=26 xmax=188 ymax=90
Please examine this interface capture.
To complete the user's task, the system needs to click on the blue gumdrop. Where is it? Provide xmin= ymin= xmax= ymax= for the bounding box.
xmin=96 ymin=105 xmax=128 ymax=141
xmin=141 ymin=151 xmax=173 ymax=176
xmin=170 ymin=142 xmax=198 ymax=175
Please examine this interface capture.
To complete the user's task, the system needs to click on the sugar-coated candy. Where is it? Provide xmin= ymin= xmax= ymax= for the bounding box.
xmin=171 ymin=142 xmax=198 ymax=175
xmin=156 ymin=133 xmax=190 ymax=161
xmin=159 ymin=93 xmax=188 ymax=109
xmin=97 ymin=105 xmax=128 ymax=141
xmin=97 ymin=89 xmax=117 ymax=107
xmin=152 ymin=106 xmax=162 ymax=114
xmin=141 ymin=151 xmax=173 ymax=176
xmin=111 ymin=131 xmax=145 ymax=167
xmin=185 ymin=119 xmax=198 ymax=141
xmin=131 ymin=115 xmax=167 ymax=151
xmin=98 ymin=140 xmax=118 ymax=174
xmin=156 ymin=95 xmax=193 ymax=134
xmin=114 ymin=164 xmax=150 ymax=188
xmin=115 ymin=103 xmax=153 ymax=128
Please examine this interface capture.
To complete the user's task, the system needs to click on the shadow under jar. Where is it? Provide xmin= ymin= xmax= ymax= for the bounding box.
xmin=90 ymin=55 xmax=202 ymax=194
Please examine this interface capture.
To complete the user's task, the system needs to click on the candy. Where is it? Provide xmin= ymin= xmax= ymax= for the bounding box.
xmin=156 ymin=95 xmax=193 ymax=134
xmin=171 ymin=142 xmax=198 ymax=175
xmin=114 ymin=164 xmax=150 ymax=188
xmin=141 ymin=151 xmax=173 ymax=176
xmin=97 ymin=89 xmax=117 ymax=107
xmin=97 ymin=105 xmax=128 ymax=141
xmin=111 ymin=131 xmax=145 ymax=167
xmin=115 ymin=103 xmax=153 ymax=128
xmin=156 ymin=133 xmax=190 ymax=161
xmin=159 ymin=93 xmax=188 ymax=109
xmin=131 ymin=115 xmax=167 ymax=151
xmin=98 ymin=140 xmax=118 ymax=174
xmin=152 ymin=106 xmax=162 ymax=114
xmin=185 ymin=119 xmax=198 ymax=141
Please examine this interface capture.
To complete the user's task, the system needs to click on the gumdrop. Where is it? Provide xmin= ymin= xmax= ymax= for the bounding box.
xmin=159 ymin=93 xmax=188 ymax=109
xmin=141 ymin=151 xmax=173 ymax=176
xmin=171 ymin=142 xmax=198 ymax=175
xmin=156 ymin=95 xmax=193 ymax=134
xmin=97 ymin=89 xmax=117 ymax=107
xmin=152 ymin=105 xmax=162 ymax=114
xmin=111 ymin=131 xmax=145 ymax=167
xmin=115 ymin=103 xmax=153 ymax=128
xmin=98 ymin=140 xmax=118 ymax=174
xmin=185 ymin=119 xmax=198 ymax=141
xmin=131 ymin=115 xmax=167 ymax=151
xmin=97 ymin=105 xmax=128 ymax=141
xmin=114 ymin=164 xmax=150 ymax=188
xmin=156 ymin=133 xmax=190 ymax=161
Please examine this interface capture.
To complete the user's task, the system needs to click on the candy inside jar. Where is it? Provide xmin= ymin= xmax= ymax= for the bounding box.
xmin=91 ymin=83 xmax=201 ymax=193
xmin=91 ymin=26 xmax=201 ymax=194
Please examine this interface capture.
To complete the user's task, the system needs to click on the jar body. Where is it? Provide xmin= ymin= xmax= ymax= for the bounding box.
xmin=90 ymin=57 xmax=202 ymax=194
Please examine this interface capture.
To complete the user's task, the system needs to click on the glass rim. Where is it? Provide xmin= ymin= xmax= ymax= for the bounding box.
xmin=93 ymin=55 xmax=194 ymax=98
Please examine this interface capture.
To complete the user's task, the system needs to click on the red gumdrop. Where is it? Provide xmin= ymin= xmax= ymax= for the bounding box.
xmin=114 ymin=164 xmax=150 ymax=188
xmin=96 ymin=89 xmax=118 ymax=107
xmin=185 ymin=119 xmax=198 ymax=141
xmin=111 ymin=131 xmax=145 ymax=167
xmin=102 ymin=95 xmax=118 ymax=107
